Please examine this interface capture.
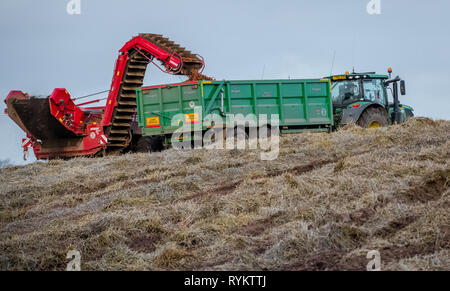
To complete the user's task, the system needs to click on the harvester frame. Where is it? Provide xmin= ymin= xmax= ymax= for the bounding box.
xmin=4 ymin=34 xmax=205 ymax=160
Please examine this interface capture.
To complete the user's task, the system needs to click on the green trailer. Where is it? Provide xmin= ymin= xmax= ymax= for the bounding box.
xmin=135 ymin=79 xmax=333 ymax=150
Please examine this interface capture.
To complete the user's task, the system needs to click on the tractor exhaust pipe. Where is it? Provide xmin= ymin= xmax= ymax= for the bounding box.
xmin=385 ymin=76 xmax=401 ymax=125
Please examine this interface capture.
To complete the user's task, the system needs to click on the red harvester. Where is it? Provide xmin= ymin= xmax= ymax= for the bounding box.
xmin=4 ymin=34 xmax=206 ymax=160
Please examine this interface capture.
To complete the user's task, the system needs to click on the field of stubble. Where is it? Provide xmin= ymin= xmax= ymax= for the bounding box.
xmin=0 ymin=118 xmax=449 ymax=270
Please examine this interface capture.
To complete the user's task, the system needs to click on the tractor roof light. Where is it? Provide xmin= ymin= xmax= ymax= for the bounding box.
xmin=345 ymin=71 xmax=350 ymax=75
xmin=388 ymin=67 xmax=393 ymax=73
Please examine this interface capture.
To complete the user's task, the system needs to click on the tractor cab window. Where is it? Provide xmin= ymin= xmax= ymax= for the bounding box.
xmin=363 ymin=79 xmax=386 ymax=105
xmin=331 ymin=80 xmax=360 ymax=104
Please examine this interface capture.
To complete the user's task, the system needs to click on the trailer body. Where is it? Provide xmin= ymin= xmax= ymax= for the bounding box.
xmin=136 ymin=79 xmax=333 ymax=139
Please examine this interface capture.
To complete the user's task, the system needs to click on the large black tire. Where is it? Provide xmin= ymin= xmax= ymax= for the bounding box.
xmin=258 ymin=124 xmax=272 ymax=138
xmin=405 ymin=109 xmax=414 ymax=120
xmin=357 ymin=107 xmax=389 ymax=128
xmin=203 ymin=128 xmax=223 ymax=147
xmin=234 ymin=126 xmax=249 ymax=140
xmin=136 ymin=136 xmax=165 ymax=153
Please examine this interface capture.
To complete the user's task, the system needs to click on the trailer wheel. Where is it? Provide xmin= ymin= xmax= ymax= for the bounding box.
xmin=95 ymin=148 xmax=106 ymax=158
xmin=136 ymin=136 xmax=164 ymax=153
xmin=357 ymin=107 xmax=389 ymax=129
xmin=258 ymin=124 xmax=272 ymax=138
xmin=234 ymin=126 xmax=248 ymax=140
xmin=203 ymin=128 xmax=223 ymax=147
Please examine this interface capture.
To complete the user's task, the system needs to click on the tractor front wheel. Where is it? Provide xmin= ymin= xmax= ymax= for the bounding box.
xmin=357 ymin=107 xmax=389 ymax=129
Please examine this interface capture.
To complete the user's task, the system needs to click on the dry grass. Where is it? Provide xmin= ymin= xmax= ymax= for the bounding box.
xmin=0 ymin=118 xmax=449 ymax=270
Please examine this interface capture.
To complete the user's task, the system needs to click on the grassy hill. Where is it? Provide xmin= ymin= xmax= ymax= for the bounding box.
xmin=0 ymin=118 xmax=449 ymax=270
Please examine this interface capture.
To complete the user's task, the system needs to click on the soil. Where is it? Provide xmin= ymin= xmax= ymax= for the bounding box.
xmin=126 ymin=232 xmax=161 ymax=253
xmin=399 ymin=169 xmax=449 ymax=203
xmin=374 ymin=216 xmax=418 ymax=238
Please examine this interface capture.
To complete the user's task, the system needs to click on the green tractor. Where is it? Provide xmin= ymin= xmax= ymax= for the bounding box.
xmin=327 ymin=68 xmax=414 ymax=128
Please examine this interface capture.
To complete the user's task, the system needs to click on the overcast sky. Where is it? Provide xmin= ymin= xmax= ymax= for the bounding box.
xmin=1 ymin=0 xmax=449 ymax=165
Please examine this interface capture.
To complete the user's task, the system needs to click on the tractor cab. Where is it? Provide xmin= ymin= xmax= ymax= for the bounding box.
xmin=326 ymin=69 xmax=413 ymax=128
xmin=329 ymin=72 xmax=389 ymax=113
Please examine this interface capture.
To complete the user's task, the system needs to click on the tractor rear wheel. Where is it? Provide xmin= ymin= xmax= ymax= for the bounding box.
xmin=357 ymin=107 xmax=389 ymax=129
